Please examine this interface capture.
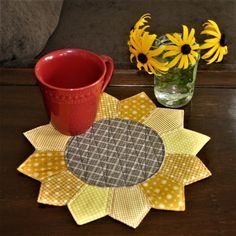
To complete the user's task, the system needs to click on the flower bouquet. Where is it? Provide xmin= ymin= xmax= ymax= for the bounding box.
xmin=128 ymin=13 xmax=228 ymax=108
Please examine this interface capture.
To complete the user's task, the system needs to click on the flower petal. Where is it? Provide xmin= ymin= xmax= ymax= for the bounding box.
xmin=201 ymin=44 xmax=219 ymax=59
xmin=142 ymin=32 xmax=157 ymax=53
xmin=178 ymin=55 xmax=186 ymax=69
xmin=167 ymin=53 xmax=182 ymax=68
xmin=207 ymin=47 xmax=221 ymax=64
xmin=68 ymin=185 xmax=113 ymax=225
xmin=141 ymin=174 xmax=185 ymax=211
xmin=119 ymin=92 xmax=156 ymax=122
xmin=142 ymin=108 xmax=184 ymax=135
xmin=109 ymin=186 xmax=151 ymax=228
xmin=166 ymin=33 xmax=181 ymax=46
xmin=17 ymin=150 xmax=66 ymax=181
xmin=96 ymin=93 xmax=119 ymax=121
xmin=182 ymin=25 xmax=189 ymax=43
xmin=187 ymin=28 xmax=195 ymax=45
xmin=161 ymin=128 xmax=210 ymax=156
xmin=38 ymin=170 xmax=84 ymax=206
xmin=188 ymin=54 xmax=196 ymax=65
xmin=24 ymin=124 xmax=70 ymax=151
xmin=200 ymin=29 xmax=220 ymax=38
xmin=160 ymin=153 xmax=212 ymax=185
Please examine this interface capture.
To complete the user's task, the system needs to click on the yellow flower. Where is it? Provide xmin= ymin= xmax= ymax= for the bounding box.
xmin=133 ymin=13 xmax=151 ymax=30
xmin=163 ymin=25 xmax=200 ymax=69
xmin=128 ymin=13 xmax=151 ymax=47
xmin=129 ymin=30 xmax=168 ymax=74
xmin=200 ymin=20 xmax=228 ymax=64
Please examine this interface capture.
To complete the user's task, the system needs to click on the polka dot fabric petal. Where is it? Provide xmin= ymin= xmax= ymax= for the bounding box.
xmin=159 ymin=154 xmax=212 ymax=185
xmin=96 ymin=93 xmax=119 ymax=120
xmin=38 ymin=170 xmax=84 ymax=206
xmin=24 ymin=124 xmax=70 ymax=151
xmin=109 ymin=186 xmax=151 ymax=228
xmin=17 ymin=150 xmax=67 ymax=181
xmin=68 ymin=186 xmax=113 ymax=225
xmin=119 ymin=92 xmax=156 ymax=122
xmin=141 ymin=174 xmax=185 ymax=211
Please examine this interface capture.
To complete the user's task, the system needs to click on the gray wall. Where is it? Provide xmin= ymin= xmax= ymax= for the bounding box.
xmin=1 ymin=0 xmax=236 ymax=70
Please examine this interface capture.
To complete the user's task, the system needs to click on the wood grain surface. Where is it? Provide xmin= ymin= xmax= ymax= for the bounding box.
xmin=0 ymin=69 xmax=236 ymax=236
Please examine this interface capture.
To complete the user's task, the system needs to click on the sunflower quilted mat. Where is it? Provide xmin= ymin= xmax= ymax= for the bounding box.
xmin=18 ymin=92 xmax=211 ymax=228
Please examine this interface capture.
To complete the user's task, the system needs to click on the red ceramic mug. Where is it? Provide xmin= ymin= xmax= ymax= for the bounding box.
xmin=35 ymin=48 xmax=114 ymax=135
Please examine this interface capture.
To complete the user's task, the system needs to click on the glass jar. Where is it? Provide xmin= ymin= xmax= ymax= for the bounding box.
xmin=153 ymin=35 xmax=199 ymax=108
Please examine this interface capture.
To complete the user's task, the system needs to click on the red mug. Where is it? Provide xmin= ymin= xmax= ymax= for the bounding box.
xmin=35 ymin=48 xmax=114 ymax=135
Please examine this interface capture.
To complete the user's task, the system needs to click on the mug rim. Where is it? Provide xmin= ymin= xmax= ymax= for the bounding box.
xmin=35 ymin=48 xmax=107 ymax=91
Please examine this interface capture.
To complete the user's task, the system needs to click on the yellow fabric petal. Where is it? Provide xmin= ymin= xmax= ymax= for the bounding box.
xmin=119 ymin=92 xmax=156 ymax=122
xmin=68 ymin=185 xmax=113 ymax=225
xmin=142 ymin=108 xmax=184 ymax=135
xmin=207 ymin=47 xmax=221 ymax=64
xmin=160 ymin=154 xmax=212 ymax=185
xmin=109 ymin=186 xmax=151 ymax=228
xmin=96 ymin=93 xmax=119 ymax=121
xmin=202 ymin=44 xmax=219 ymax=59
xmin=24 ymin=124 xmax=70 ymax=151
xmin=167 ymin=53 xmax=182 ymax=68
xmin=162 ymin=128 xmax=210 ymax=156
xmin=141 ymin=174 xmax=185 ymax=211
xmin=182 ymin=25 xmax=189 ymax=43
xmin=38 ymin=170 xmax=84 ymax=206
xmin=17 ymin=150 xmax=66 ymax=181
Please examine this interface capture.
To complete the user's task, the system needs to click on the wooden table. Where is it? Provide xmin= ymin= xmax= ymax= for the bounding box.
xmin=1 ymin=69 xmax=236 ymax=236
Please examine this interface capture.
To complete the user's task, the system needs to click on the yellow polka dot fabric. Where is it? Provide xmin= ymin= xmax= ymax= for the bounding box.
xmin=17 ymin=150 xmax=66 ymax=181
xmin=162 ymin=128 xmax=210 ymax=156
xmin=68 ymin=186 xmax=113 ymax=225
xmin=119 ymin=92 xmax=156 ymax=122
xmin=38 ymin=170 xmax=84 ymax=206
xmin=24 ymin=124 xmax=70 ymax=151
xmin=160 ymin=154 xmax=212 ymax=185
xmin=143 ymin=108 xmax=184 ymax=135
xmin=96 ymin=93 xmax=119 ymax=121
xmin=141 ymin=174 xmax=185 ymax=211
xmin=109 ymin=186 xmax=151 ymax=228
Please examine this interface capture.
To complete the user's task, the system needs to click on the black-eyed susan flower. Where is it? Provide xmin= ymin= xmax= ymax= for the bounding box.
xmin=128 ymin=13 xmax=168 ymax=74
xmin=129 ymin=30 xmax=169 ymax=74
xmin=200 ymin=20 xmax=228 ymax=64
xmin=163 ymin=25 xmax=200 ymax=69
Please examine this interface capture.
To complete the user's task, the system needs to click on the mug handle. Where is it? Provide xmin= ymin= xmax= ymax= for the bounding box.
xmin=100 ymin=55 xmax=114 ymax=92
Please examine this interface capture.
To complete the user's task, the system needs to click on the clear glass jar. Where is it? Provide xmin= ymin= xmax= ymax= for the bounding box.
xmin=154 ymin=35 xmax=199 ymax=108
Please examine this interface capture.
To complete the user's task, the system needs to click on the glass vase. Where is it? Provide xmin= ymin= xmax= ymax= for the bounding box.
xmin=154 ymin=62 xmax=198 ymax=108
xmin=153 ymin=35 xmax=199 ymax=108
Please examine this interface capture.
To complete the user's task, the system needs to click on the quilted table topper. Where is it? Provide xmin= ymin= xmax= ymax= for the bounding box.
xmin=18 ymin=92 xmax=211 ymax=228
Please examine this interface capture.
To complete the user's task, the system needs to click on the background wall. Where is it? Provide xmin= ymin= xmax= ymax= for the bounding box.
xmin=1 ymin=0 xmax=235 ymax=70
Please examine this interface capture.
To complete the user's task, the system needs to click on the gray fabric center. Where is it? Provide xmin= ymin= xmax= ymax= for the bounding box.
xmin=65 ymin=118 xmax=165 ymax=187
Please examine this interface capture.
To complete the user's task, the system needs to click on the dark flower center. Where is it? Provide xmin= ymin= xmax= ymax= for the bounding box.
xmin=220 ymin=34 xmax=227 ymax=46
xmin=138 ymin=53 xmax=148 ymax=63
xmin=181 ymin=44 xmax=191 ymax=54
